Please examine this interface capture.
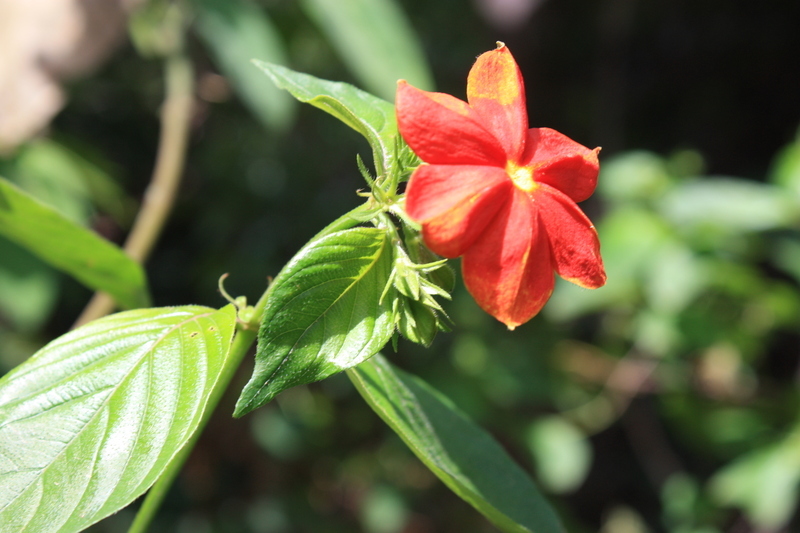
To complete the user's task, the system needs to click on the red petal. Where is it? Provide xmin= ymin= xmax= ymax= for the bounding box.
xmin=396 ymin=81 xmax=506 ymax=167
xmin=521 ymin=128 xmax=600 ymax=203
xmin=462 ymin=188 xmax=555 ymax=329
xmin=535 ymin=186 xmax=606 ymax=288
xmin=406 ymin=165 xmax=512 ymax=258
xmin=466 ymin=44 xmax=528 ymax=162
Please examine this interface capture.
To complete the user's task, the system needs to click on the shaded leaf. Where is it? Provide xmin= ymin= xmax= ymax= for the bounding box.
xmin=349 ymin=355 xmax=564 ymax=533
xmin=0 ymin=305 xmax=237 ymax=533
xmin=773 ymin=237 xmax=800 ymax=285
xmin=0 ymin=237 xmax=58 ymax=333
xmin=12 ymin=139 xmax=98 ymax=225
xmin=235 ymin=227 xmax=395 ymax=417
xmin=12 ymin=139 xmax=135 ymax=227
xmin=191 ymin=0 xmax=295 ymax=131
xmin=300 ymin=0 xmax=433 ymax=100
xmin=0 ymin=177 xmax=149 ymax=309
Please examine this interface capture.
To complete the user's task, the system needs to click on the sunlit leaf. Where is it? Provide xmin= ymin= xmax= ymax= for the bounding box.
xmin=300 ymin=0 xmax=433 ymax=100
xmin=235 ymin=227 xmax=395 ymax=417
xmin=0 ymin=305 xmax=237 ymax=533
xmin=349 ymin=355 xmax=565 ymax=533
xmin=253 ymin=61 xmax=398 ymax=175
xmin=191 ymin=0 xmax=295 ymax=130
xmin=0 ymin=177 xmax=149 ymax=309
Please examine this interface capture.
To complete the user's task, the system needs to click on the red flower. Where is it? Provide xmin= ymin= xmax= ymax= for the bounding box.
xmin=396 ymin=43 xmax=606 ymax=329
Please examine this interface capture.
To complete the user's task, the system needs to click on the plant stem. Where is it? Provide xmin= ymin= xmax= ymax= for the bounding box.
xmin=309 ymin=200 xmax=377 ymax=242
xmin=74 ymin=50 xmax=194 ymax=327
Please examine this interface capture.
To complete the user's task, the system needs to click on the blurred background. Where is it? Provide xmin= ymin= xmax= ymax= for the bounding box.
xmin=1 ymin=0 xmax=800 ymax=531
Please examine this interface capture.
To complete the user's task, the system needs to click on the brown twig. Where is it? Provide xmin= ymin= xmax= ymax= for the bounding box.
xmin=73 ymin=52 xmax=194 ymax=328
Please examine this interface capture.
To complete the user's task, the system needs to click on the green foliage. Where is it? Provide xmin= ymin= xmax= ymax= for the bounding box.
xmin=659 ymin=177 xmax=800 ymax=233
xmin=235 ymin=227 xmax=396 ymax=416
xmin=0 ymin=177 xmax=149 ymax=309
xmin=299 ymin=0 xmax=434 ymax=100
xmin=2 ymin=1 xmax=799 ymax=531
xmin=547 ymin=145 xmax=800 ymax=531
xmin=710 ymin=428 xmax=800 ymax=529
xmin=252 ymin=61 xmax=400 ymax=176
xmin=526 ymin=416 xmax=593 ymax=494
xmin=771 ymin=130 xmax=800 ymax=197
xmin=2 ymin=138 xmax=133 ymax=226
xmin=0 ymin=238 xmax=58 ymax=333
xmin=349 ymin=354 xmax=564 ymax=533
xmin=190 ymin=0 xmax=295 ymax=131
xmin=0 ymin=305 xmax=237 ymax=533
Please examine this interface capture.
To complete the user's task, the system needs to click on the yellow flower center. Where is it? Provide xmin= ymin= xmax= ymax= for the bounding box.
xmin=506 ymin=161 xmax=536 ymax=192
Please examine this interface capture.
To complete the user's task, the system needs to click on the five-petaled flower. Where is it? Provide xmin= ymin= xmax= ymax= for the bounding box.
xmin=396 ymin=43 xmax=606 ymax=329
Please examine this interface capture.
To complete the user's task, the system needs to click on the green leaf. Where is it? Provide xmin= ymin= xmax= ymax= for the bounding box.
xmin=348 ymin=355 xmax=565 ymax=533
xmin=770 ymin=132 xmax=800 ymax=197
xmin=597 ymin=151 xmax=673 ymax=203
xmin=0 ymin=177 xmax=150 ymax=309
xmin=253 ymin=61 xmax=398 ymax=176
xmin=658 ymin=177 xmax=800 ymax=232
xmin=0 ymin=305 xmax=237 ymax=533
xmin=645 ymin=242 xmax=707 ymax=315
xmin=235 ymin=227 xmax=395 ymax=417
xmin=12 ymin=139 xmax=95 ymax=225
xmin=299 ymin=0 xmax=433 ymax=101
xmin=191 ymin=0 xmax=295 ymax=131
xmin=774 ymin=237 xmax=800 ymax=285
xmin=526 ymin=416 xmax=593 ymax=494
xmin=10 ymin=138 xmax=135 ymax=227
xmin=0 ymin=237 xmax=58 ymax=333
xmin=710 ymin=429 xmax=800 ymax=529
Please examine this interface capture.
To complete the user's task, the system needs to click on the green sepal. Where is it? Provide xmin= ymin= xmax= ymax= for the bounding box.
xmin=384 ymin=229 xmax=453 ymax=346
xmin=396 ymin=297 xmax=438 ymax=347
